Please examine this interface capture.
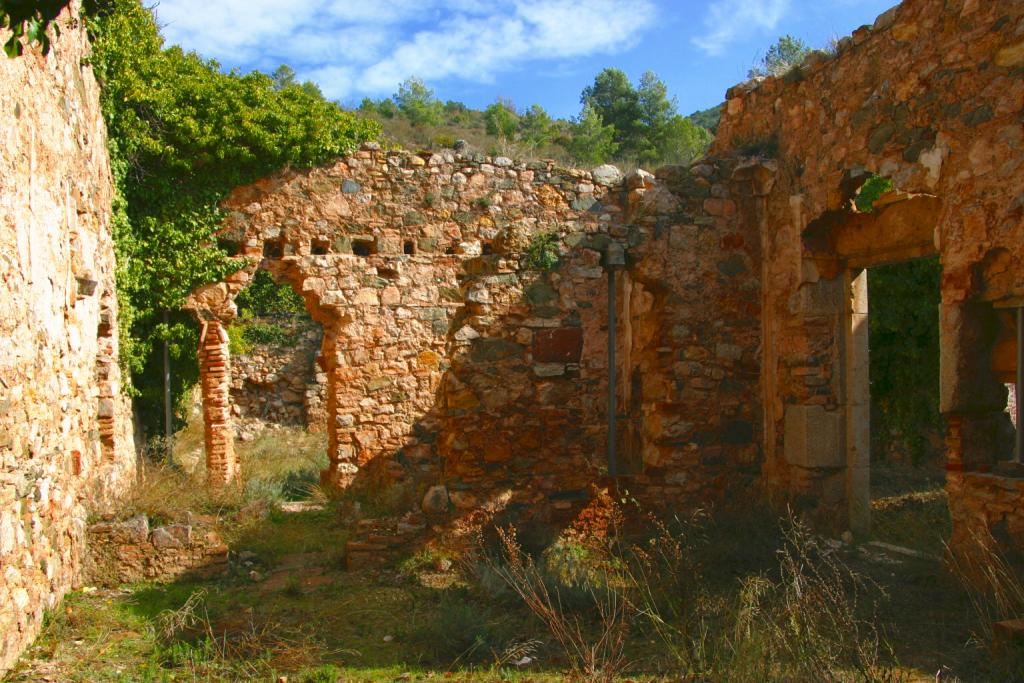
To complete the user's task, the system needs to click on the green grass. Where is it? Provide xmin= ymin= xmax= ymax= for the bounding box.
xmin=871 ymin=460 xmax=950 ymax=556
xmin=6 ymin=446 xmax=1015 ymax=682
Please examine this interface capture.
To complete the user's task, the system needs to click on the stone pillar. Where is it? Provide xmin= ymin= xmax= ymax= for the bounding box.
xmin=198 ymin=319 xmax=238 ymax=485
xmin=844 ymin=268 xmax=870 ymax=536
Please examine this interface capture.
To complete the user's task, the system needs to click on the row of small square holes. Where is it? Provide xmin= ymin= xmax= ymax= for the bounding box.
xmin=218 ymin=238 xmax=417 ymax=258
xmin=222 ymin=238 xmax=494 ymax=258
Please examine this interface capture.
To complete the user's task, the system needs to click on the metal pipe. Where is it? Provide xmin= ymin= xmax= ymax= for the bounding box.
xmin=1016 ymin=305 xmax=1023 ymax=464
xmin=164 ymin=309 xmax=172 ymax=442
xmin=607 ymin=268 xmax=618 ymax=477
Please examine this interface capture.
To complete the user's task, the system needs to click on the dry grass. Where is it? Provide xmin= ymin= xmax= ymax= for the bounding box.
xmin=118 ymin=425 xmax=330 ymax=526
xmin=947 ymin=530 xmax=1024 ymax=679
xmin=484 ymin=505 xmax=903 ymax=683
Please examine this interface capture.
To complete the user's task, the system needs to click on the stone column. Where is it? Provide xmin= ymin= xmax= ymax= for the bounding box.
xmin=844 ymin=268 xmax=870 ymax=536
xmin=198 ymin=319 xmax=238 ymax=485
xmin=318 ymin=325 xmax=358 ymax=488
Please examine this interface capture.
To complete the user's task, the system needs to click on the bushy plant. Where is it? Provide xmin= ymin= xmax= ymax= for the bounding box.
xmin=523 ymin=232 xmax=561 ymax=270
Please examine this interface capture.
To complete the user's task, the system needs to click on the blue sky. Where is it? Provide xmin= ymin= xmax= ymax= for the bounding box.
xmin=154 ymin=0 xmax=897 ymax=119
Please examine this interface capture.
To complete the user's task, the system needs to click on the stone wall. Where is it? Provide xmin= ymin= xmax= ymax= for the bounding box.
xmin=85 ymin=516 xmax=229 ymax=587
xmin=187 ymin=147 xmax=770 ymax=528
xmin=229 ymin=316 xmax=326 ymax=432
xmin=948 ymin=472 xmax=1024 ymax=554
xmin=715 ymin=0 xmax=1024 ymax=537
xmin=0 ymin=3 xmax=136 ymax=673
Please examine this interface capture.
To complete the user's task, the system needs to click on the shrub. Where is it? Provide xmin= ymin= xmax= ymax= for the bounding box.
xmin=523 ymin=232 xmax=561 ymax=270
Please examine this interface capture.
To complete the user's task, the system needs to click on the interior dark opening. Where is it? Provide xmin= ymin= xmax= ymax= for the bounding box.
xmin=263 ymin=239 xmax=284 ymax=259
xmin=352 ymin=239 xmax=376 ymax=257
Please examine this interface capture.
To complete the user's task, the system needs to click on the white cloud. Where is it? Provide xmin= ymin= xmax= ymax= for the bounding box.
xmin=155 ymin=0 xmax=656 ymax=101
xmin=692 ymin=0 xmax=790 ymax=56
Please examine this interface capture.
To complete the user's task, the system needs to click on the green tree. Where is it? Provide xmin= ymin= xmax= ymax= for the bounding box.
xmin=443 ymin=100 xmax=470 ymax=125
xmin=658 ymin=115 xmax=713 ymax=164
xmin=271 ymin=64 xmax=297 ymax=90
xmin=86 ymin=0 xmax=378 ymax=429
xmin=749 ymin=35 xmax=811 ymax=78
xmin=484 ymin=98 xmax=518 ymax=140
xmin=579 ymin=68 xmax=704 ymax=165
xmin=519 ymin=104 xmax=555 ymax=152
xmin=394 ymin=77 xmax=443 ymax=127
xmin=580 ymin=68 xmax=644 ymax=158
xmin=566 ymin=104 xmax=618 ymax=165
xmin=868 ymin=257 xmax=942 ymax=464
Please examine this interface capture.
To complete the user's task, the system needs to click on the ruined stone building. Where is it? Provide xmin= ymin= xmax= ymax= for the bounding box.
xmin=1 ymin=0 xmax=1023 ymax=673
xmin=188 ymin=0 xmax=1024 ymax=547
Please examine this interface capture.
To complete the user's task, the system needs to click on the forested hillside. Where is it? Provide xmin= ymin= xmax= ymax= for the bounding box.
xmin=357 ymin=73 xmax=719 ymax=167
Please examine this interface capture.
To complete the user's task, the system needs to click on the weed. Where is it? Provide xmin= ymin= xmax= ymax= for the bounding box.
xmin=948 ymin=529 xmax=1024 ymax=679
xmin=300 ymin=663 xmax=342 ymax=682
xmin=855 ymin=174 xmax=894 ymax=213
xmin=489 ymin=526 xmax=631 ymax=682
xmin=283 ymin=575 xmax=304 ymax=598
xmin=523 ymin=232 xmax=561 ymax=270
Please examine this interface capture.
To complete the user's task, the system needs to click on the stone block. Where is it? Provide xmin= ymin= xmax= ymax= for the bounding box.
xmin=421 ymin=485 xmax=449 ymax=515
xmin=784 ymin=404 xmax=843 ymax=469
xmin=532 ymin=327 xmax=583 ymax=363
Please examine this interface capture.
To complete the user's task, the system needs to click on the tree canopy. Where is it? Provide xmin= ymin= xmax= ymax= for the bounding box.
xmin=580 ymin=68 xmax=710 ymax=165
xmin=748 ymin=35 xmax=812 ymax=78
xmin=0 ymin=0 xmax=69 ymax=56
xmin=394 ymin=77 xmax=444 ymax=127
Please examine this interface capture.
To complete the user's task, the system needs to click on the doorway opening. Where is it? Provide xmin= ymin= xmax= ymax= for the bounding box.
xmin=225 ymin=269 xmax=329 ymax=500
xmin=865 ymin=256 xmax=948 ymax=554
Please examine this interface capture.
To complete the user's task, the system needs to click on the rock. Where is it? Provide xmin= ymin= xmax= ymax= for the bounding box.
xmin=591 ymin=164 xmax=623 ymax=186
xmin=448 ymin=491 xmax=479 ymax=509
xmin=421 ymin=485 xmax=449 ymax=515
xmin=236 ymin=500 xmax=269 ymax=524
xmin=121 ymin=515 xmax=150 ymax=544
xmin=533 ymin=363 xmax=566 ymax=377
xmin=454 ymin=325 xmax=481 ymax=342
xmin=150 ymin=527 xmax=182 ymax=549
xmin=453 ymin=139 xmax=469 ymax=152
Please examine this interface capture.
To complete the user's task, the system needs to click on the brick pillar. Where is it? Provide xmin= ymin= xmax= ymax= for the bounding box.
xmin=198 ymin=319 xmax=238 ymax=485
xmin=319 ymin=326 xmax=358 ymax=488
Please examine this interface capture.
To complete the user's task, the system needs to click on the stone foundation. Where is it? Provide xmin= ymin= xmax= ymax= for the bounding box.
xmin=85 ymin=516 xmax=229 ymax=586
xmin=0 ymin=3 xmax=136 ymax=673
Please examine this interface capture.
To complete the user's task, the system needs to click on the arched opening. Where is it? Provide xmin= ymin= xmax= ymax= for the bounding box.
xmin=223 ymin=268 xmax=330 ymax=500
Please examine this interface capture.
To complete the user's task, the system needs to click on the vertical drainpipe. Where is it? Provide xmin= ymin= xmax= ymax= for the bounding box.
xmin=1017 ymin=306 xmax=1023 ymax=464
xmin=605 ymin=243 xmax=626 ymax=476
